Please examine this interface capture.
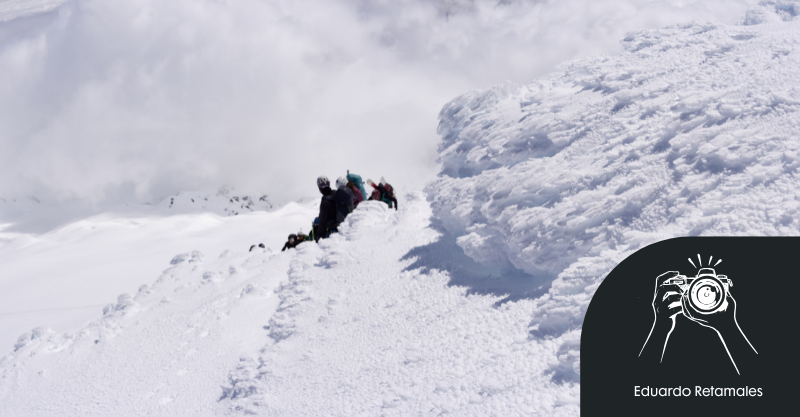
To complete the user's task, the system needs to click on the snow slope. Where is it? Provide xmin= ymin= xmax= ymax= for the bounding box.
xmin=426 ymin=1 xmax=800 ymax=340
xmin=1 ymin=240 xmax=288 ymax=415
xmin=0 ymin=195 xmax=579 ymax=416
xmin=0 ymin=200 xmax=316 ymax=352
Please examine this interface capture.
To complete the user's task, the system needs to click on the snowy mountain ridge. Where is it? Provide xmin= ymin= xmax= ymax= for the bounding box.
xmin=0 ymin=196 xmax=579 ymax=416
xmin=426 ymin=2 xmax=800 ymax=339
xmin=159 ymin=189 xmax=273 ymax=217
xmin=0 ymin=188 xmax=273 ymax=218
xmin=0 ymin=188 xmax=274 ymax=234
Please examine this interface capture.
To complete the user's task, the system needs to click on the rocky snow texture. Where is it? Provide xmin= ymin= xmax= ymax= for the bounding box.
xmin=0 ymin=188 xmax=274 ymax=236
xmin=0 ymin=196 xmax=579 ymax=416
xmin=158 ymin=189 xmax=273 ymax=216
xmin=426 ymin=1 xmax=800 ymax=340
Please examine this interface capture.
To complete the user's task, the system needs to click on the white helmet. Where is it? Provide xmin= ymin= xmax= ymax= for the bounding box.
xmin=336 ymin=176 xmax=348 ymax=188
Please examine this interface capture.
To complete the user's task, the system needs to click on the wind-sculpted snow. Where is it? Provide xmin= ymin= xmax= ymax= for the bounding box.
xmin=427 ymin=4 xmax=800 ymax=340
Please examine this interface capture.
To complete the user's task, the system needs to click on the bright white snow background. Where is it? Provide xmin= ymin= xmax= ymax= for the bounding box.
xmin=2 ymin=0 xmax=800 ymax=416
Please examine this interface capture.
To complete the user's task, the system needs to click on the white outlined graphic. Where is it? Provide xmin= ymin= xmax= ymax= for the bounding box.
xmin=639 ymin=254 xmax=758 ymax=375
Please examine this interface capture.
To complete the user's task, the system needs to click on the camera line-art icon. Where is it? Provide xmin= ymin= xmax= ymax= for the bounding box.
xmin=639 ymin=254 xmax=758 ymax=374
xmin=662 ymin=267 xmax=731 ymax=315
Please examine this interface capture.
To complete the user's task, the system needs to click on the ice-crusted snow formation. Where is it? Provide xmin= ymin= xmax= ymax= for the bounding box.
xmin=744 ymin=1 xmax=800 ymax=26
xmin=427 ymin=3 xmax=800 ymax=338
xmin=1 ymin=196 xmax=580 ymax=416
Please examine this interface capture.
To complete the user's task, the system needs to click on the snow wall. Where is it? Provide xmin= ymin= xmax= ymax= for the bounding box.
xmin=425 ymin=1 xmax=800 ymax=340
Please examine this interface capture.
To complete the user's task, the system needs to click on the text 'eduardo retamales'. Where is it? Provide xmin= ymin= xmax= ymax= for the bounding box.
xmin=634 ymin=386 xmax=763 ymax=397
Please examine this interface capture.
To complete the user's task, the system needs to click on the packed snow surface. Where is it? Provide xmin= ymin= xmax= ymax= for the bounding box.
xmin=427 ymin=1 xmax=800 ymax=340
xmin=0 ymin=200 xmax=315 ymax=351
xmin=0 ymin=195 xmax=579 ymax=416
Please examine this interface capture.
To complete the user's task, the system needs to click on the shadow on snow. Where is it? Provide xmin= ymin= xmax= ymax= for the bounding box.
xmin=400 ymin=217 xmax=581 ymax=384
xmin=400 ymin=217 xmax=555 ymax=307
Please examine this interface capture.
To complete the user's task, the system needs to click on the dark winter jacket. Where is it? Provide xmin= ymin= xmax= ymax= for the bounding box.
xmin=337 ymin=186 xmax=356 ymax=213
xmin=315 ymin=187 xmax=337 ymax=242
xmin=281 ymin=235 xmax=308 ymax=251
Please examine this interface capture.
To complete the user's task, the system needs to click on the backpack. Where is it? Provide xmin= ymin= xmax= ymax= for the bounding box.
xmin=377 ymin=176 xmax=394 ymax=197
xmin=321 ymin=195 xmax=344 ymax=230
xmin=350 ymin=186 xmax=363 ymax=204
xmin=329 ymin=187 xmax=354 ymax=226
xmin=375 ymin=182 xmax=395 ymax=209
xmin=370 ymin=189 xmax=381 ymax=200
xmin=346 ymin=171 xmax=368 ymax=204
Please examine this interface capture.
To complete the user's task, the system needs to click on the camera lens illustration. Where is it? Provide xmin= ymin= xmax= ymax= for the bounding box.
xmin=689 ymin=278 xmax=723 ymax=312
xmin=663 ymin=268 xmax=732 ymax=315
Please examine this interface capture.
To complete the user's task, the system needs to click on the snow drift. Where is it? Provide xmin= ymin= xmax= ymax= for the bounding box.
xmin=426 ymin=1 xmax=800 ymax=339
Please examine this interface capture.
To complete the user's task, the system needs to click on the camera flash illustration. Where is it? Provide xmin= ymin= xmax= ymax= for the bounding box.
xmin=688 ymin=254 xmax=722 ymax=269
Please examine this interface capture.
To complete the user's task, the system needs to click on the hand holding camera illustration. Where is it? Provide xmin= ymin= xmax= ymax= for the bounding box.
xmin=639 ymin=259 xmax=758 ymax=374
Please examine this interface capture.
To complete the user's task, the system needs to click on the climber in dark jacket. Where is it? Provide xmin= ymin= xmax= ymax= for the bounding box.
xmin=335 ymin=176 xmax=356 ymax=213
xmin=281 ymin=234 xmax=298 ymax=251
xmin=315 ymin=176 xmax=337 ymax=242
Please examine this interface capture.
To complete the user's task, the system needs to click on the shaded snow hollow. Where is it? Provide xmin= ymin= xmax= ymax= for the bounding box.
xmin=0 ymin=196 xmax=579 ymax=416
xmin=426 ymin=2 xmax=800 ymax=341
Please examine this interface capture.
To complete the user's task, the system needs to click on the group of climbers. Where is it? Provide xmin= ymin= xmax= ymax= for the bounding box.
xmin=311 ymin=171 xmax=398 ymax=243
xmin=249 ymin=171 xmax=398 ymax=252
xmin=280 ymin=231 xmax=310 ymax=251
xmin=366 ymin=178 xmax=397 ymax=209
